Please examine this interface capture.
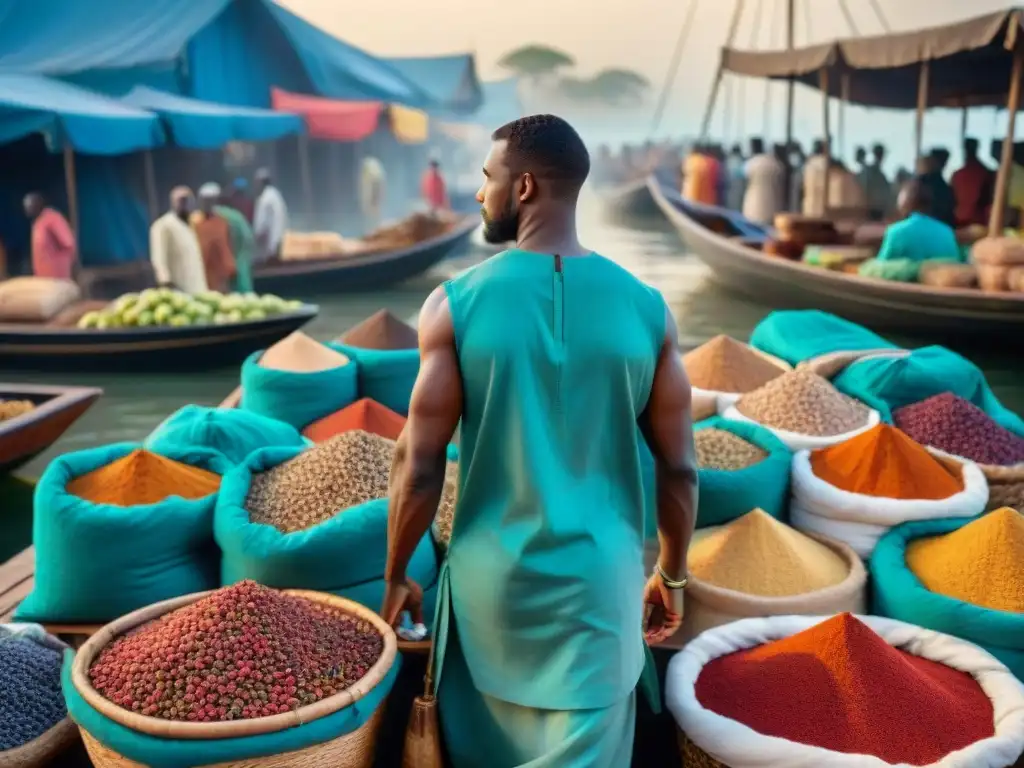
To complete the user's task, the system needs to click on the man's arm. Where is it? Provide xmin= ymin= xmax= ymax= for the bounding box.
xmin=384 ymin=285 xmax=463 ymax=584
xmin=639 ymin=305 xmax=698 ymax=583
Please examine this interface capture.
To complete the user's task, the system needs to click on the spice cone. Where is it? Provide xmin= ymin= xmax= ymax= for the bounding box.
xmin=259 ymin=331 xmax=349 ymax=373
xmin=340 ymin=309 xmax=419 ymax=350
xmin=683 ymin=335 xmax=786 ymax=393
xmin=402 ymin=693 xmax=444 ymax=768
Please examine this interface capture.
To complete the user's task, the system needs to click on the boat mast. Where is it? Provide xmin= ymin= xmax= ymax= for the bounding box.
xmin=782 ymin=0 xmax=796 ymax=205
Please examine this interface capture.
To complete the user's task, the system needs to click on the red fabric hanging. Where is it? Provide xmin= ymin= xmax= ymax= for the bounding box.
xmin=271 ymin=87 xmax=382 ymax=142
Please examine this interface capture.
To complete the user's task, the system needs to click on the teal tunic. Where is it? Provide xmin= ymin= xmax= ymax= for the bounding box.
xmin=876 ymin=212 xmax=960 ymax=263
xmin=435 ymin=249 xmax=665 ymax=764
xmin=215 ymin=205 xmax=255 ymax=293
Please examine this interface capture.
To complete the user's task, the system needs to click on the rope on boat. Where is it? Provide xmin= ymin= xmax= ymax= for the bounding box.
xmin=647 ymin=0 xmax=700 ymax=137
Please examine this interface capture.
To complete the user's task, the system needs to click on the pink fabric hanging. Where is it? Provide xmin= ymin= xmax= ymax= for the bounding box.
xmin=271 ymin=88 xmax=382 ymax=142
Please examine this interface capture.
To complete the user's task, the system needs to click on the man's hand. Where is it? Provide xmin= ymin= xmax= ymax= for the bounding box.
xmin=643 ymin=572 xmax=684 ymax=646
xmin=381 ymin=579 xmax=424 ymax=628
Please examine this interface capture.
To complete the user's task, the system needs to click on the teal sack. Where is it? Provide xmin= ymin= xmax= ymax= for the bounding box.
xmin=857 ymin=257 xmax=920 ymax=282
xmin=695 ymin=417 xmax=792 ymax=527
xmin=750 ymin=310 xmax=896 ymax=365
xmin=16 ymin=443 xmax=228 ymax=624
xmin=330 ymin=343 xmax=419 ymax=416
xmin=62 ymin=650 xmax=401 ymax=768
xmin=871 ymin=517 xmax=1024 ymax=680
xmin=835 ymin=346 xmax=1024 ymax=435
xmin=215 ymin=446 xmax=438 ymax=604
xmin=240 ymin=350 xmax=358 ymax=429
xmin=146 ymin=405 xmax=310 ymax=465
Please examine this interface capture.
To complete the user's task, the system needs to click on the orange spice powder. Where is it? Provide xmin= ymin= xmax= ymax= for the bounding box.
xmin=302 ymin=398 xmax=407 ymax=443
xmin=67 ymin=448 xmax=220 ymax=506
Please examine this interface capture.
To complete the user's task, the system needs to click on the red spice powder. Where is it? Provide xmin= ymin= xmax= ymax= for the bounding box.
xmin=302 ymin=398 xmax=406 ymax=443
xmin=694 ymin=614 xmax=994 ymax=765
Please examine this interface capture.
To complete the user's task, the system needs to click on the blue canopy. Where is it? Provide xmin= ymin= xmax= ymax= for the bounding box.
xmin=385 ymin=54 xmax=482 ymax=114
xmin=120 ymin=86 xmax=303 ymax=148
xmin=0 ymin=74 xmax=164 ymax=154
xmin=448 ymin=78 xmax=522 ymax=128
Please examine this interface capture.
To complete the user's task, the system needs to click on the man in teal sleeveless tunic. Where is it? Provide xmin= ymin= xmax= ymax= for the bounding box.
xmin=383 ymin=115 xmax=699 ymax=767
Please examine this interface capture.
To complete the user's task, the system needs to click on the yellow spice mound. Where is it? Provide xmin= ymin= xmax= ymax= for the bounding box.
xmin=906 ymin=507 xmax=1024 ymax=613
xmin=67 ymin=448 xmax=221 ymax=506
xmin=689 ymin=509 xmax=849 ymax=597
xmin=683 ymin=335 xmax=786 ymax=393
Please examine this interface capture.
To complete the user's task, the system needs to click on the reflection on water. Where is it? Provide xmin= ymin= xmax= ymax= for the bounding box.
xmin=7 ymin=192 xmax=1024 ymax=477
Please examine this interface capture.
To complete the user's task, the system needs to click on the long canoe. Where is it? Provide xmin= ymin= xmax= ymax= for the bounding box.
xmin=649 ymin=176 xmax=1024 ymax=339
xmin=595 ymin=178 xmax=663 ymax=224
xmin=0 ymin=305 xmax=318 ymax=373
xmin=252 ymin=216 xmax=478 ymax=294
xmin=0 ymin=383 xmax=101 ymax=474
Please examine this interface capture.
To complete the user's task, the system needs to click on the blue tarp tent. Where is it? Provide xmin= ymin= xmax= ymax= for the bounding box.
xmin=443 ymin=78 xmax=522 ymax=128
xmin=0 ymin=74 xmax=164 ymax=154
xmin=385 ymin=54 xmax=483 ymax=114
xmin=120 ymin=87 xmax=303 ymax=149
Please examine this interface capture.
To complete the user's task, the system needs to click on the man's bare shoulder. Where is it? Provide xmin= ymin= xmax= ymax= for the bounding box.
xmin=418 ymin=285 xmax=455 ymax=351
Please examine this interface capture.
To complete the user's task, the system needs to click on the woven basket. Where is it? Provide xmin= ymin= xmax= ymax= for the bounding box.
xmin=71 ymin=588 xmax=397 ymax=767
xmin=0 ymin=718 xmax=80 ymax=768
xmin=678 ymin=729 xmax=730 ymax=768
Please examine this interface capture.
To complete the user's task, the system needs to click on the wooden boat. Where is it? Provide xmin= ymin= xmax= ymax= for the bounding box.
xmin=0 ymin=383 xmax=101 ymax=474
xmin=251 ymin=215 xmax=479 ymax=294
xmin=0 ymin=304 xmax=319 ymax=373
xmin=596 ymin=177 xmax=663 ymax=223
xmin=649 ymin=177 xmax=1024 ymax=339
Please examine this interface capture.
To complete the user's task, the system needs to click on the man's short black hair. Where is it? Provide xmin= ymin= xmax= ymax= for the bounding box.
xmin=491 ymin=114 xmax=590 ymax=191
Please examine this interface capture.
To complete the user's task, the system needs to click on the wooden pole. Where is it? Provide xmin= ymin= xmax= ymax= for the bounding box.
xmin=783 ymin=0 xmax=796 ymax=206
xmin=63 ymin=143 xmax=79 ymax=242
xmin=839 ymin=73 xmax=850 ymax=161
xmin=297 ymin=132 xmax=314 ymax=226
xmin=820 ymin=67 xmax=832 ymax=215
xmin=699 ymin=0 xmax=746 ymax=139
xmin=913 ymin=61 xmax=930 ymax=161
xmin=989 ymin=46 xmax=1024 ymax=236
xmin=960 ymin=106 xmax=969 ymax=144
xmin=143 ymin=151 xmax=159 ymax=221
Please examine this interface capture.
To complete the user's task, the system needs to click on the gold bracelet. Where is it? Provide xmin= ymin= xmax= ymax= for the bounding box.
xmin=656 ymin=562 xmax=688 ymax=590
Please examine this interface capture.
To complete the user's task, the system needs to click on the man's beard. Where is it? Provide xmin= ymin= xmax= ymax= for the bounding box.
xmin=481 ymin=200 xmax=519 ymax=244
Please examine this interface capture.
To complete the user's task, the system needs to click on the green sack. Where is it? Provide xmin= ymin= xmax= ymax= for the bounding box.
xmin=239 ymin=350 xmax=358 ymax=429
xmin=695 ymin=416 xmax=792 ymax=528
xmin=215 ymin=446 xmax=439 ymax=608
xmin=329 ymin=343 xmax=419 ymax=416
xmin=857 ymin=257 xmax=920 ymax=282
xmin=871 ymin=517 xmax=1024 ymax=680
xmin=16 ymin=443 xmax=228 ymax=624
xmin=145 ymin=405 xmax=310 ymax=466
xmin=749 ymin=310 xmax=896 ymax=365
xmin=62 ymin=650 xmax=401 ymax=768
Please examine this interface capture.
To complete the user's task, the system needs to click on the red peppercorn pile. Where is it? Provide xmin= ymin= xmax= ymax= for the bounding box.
xmin=88 ymin=581 xmax=384 ymax=723
xmin=694 ymin=614 xmax=995 ymax=765
xmin=893 ymin=392 xmax=1024 ymax=466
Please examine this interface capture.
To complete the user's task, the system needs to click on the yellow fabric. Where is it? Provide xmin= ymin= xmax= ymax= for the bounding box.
xmin=1008 ymin=164 xmax=1024 ymax=211
xmin=390 ymin=105 xmax=429 ymax=144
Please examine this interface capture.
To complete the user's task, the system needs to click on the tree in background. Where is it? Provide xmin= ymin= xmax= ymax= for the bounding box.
xmin=498 ymin=45 xmax=649 ymax=107
xmin=497 ymin=45 xmax=575 ymax=84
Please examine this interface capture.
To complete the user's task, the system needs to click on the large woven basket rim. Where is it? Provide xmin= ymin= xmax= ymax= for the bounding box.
xmin=0 ymin=717 xmax=78 ymax=768
xmin=685 ymin=528 xmax=866 ymax=613
xmin=71 ymin=587 xmax=397 ymax=741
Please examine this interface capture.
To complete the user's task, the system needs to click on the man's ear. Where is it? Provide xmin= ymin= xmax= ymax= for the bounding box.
xmin=519 ymin=172 xmax=537 ymax=203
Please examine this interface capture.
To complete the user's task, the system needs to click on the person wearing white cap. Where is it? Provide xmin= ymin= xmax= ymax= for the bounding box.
xmin=149 ymin=187 xmax=208 ymax=294
xmin=192 ymin=183 xmax=236 ymax=293
xmin=253 ymin=168 xmax=287 ymax=262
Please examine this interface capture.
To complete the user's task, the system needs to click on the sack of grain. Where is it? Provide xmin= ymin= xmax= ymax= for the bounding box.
xmin=240 ymin=332 xmax=358 ymax=430
xmin=871 ymin=511 xmax=1024 ymax=681
xmin=971 ymin=236 xmax=1024 ymax=266
xmin=977 ymin=263 xmax=1012 ymax=292
xmin=694 ymin=417 xmax=791 ymax=527
xmin=214 ymin=438 xmax=442 ymax=617
xmin=146 ymin=405 xmax=309 ymax=466
xmin=0 ymin=277 xmax=80 ymax=323
xmin=15 ymin=443 xmax=228 ymax=624
xmin=1009 ymin=266 xmax=1024 ymax=292
xmin=918 ymin=261 xmax=978 ymax=289
xmin=667 ymin=614 xmax=1024 ymax=768
xmin=683 ymin=335 xmax=790 ymax=413
xmin=678 ymin=512 xmax=866 ymax=645
xmin=333 ymin=310 xmax=420 ymax=415
xmin=789 ymin=432 xmax=989 ymax=559
xmin=723 ymin=370 xmax=881 ymax=451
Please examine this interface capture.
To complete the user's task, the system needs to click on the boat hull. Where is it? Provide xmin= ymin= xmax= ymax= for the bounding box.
xmin=0 ymin=384 xmax=102 ymax=473
xmin=596 ymin=178 xmax=663 ymax=223
xmin=0 ymin=306 xmax=318 ymax=373
xmin=649 ymin=177 xmax=1024 ymax=340
xmin=252 ymin=216 xmax=478 ymax=294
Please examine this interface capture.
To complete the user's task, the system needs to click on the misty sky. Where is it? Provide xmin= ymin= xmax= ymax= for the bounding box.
xmin=279 ymin=0 xmax=1020 ymax=168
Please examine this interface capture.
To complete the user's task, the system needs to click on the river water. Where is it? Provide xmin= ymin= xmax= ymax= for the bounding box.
xmin=9 ymin=191 xmax=1024 ymax=478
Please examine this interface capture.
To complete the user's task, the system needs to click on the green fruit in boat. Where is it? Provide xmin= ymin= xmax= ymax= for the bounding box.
xmin=284 ymin=299 xmax=303 ymax=311
xmin=227 ymin=309 xmax=243 ymax=323
xmin=137 ymin=310 xmax=155 ymax=327
xmin=244 ymin=308 xmax=267 ymax=321
xmin=95 ymin=316 xmax=111 ymax=330
xmin=213 ymin=312 xmax=232 ymax=325
xmin=169 ymin=293 xmax=189 ymax=311
xmin=197 ymin=290 xmax=223 ymax=305
xmin=219 ymin=295 xmax=243 ymax=313
xmin=121 ymin=307 xmax=141 ymax=326
xmin=77 ymin=311 xmax=101 ymax=329
xmin=169 ymin=314 xmax=190 ymax=327
xmin=112 ymin=293 xmax=139 ymax=313
xmin=153 ymin=304 xmax=174 ymax=324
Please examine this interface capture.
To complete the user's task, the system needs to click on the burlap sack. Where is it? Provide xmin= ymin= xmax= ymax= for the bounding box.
xmin=971 ymin=236 xmax=1024 ymax=266
xmin=919 ymin=262 xmax=978 ymax=289
xmin=1009 ymin=266 xmax=1024 ymax=292
xmin=0 ymin=277 xmax=80 ymax=323
xmin=977 ymin=263 xmax=1012 ymax=292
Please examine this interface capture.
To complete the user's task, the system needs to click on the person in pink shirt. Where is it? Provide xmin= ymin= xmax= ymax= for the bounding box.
xmin=420 ymin=159 xmax=449 ymax=212
xmin=24 ymin=193 xmax=76 ymax=280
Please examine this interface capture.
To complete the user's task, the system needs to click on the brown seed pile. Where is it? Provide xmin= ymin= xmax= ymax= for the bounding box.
xmin=432 ymin=464 xmax=460 ymax=546
xmin=695 ymin=428 xmax=768 ymax=470
xmin=736 ymin=370 xmax=871 ymax=437
xmin=88 ymin=580 xmax=383 ymax=722
xmin=247 ymin=430 xmax=457 ymax=534
xmin=683 ymin=335 xmax=787 ymax=393
xmin=0 ymin=399 xmax=35 ymax=422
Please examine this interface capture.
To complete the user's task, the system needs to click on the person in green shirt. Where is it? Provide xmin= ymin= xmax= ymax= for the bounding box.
xmin=205 ymin=182 xmax=256 ymax=293
xmin=877 ymin=178 xmax=960 ymax=263
xmin=381 ymin=114 xmax=699 ymax=767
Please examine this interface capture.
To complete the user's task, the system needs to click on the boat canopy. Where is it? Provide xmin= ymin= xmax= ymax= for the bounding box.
xmin=121 ymin=87 xmax=304 ymax=149
xmin=385 ymin=54 xmax=483 ymax=114
xmin=0 ymin=74 xmax=164 ymax=154
xmin=720 ymin=8 xmax=1024 ymax=109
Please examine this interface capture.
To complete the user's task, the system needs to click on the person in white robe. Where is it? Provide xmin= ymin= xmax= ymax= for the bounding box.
xmin=253 ymin=168 xmax=288 ymax=263
xmin=149 ymin=187 xmax=207 ymax=295
xmin=742 ymin=137 xmax=784 ymax=224
xmin=360 ymin=156 xmax=386 ymax=232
